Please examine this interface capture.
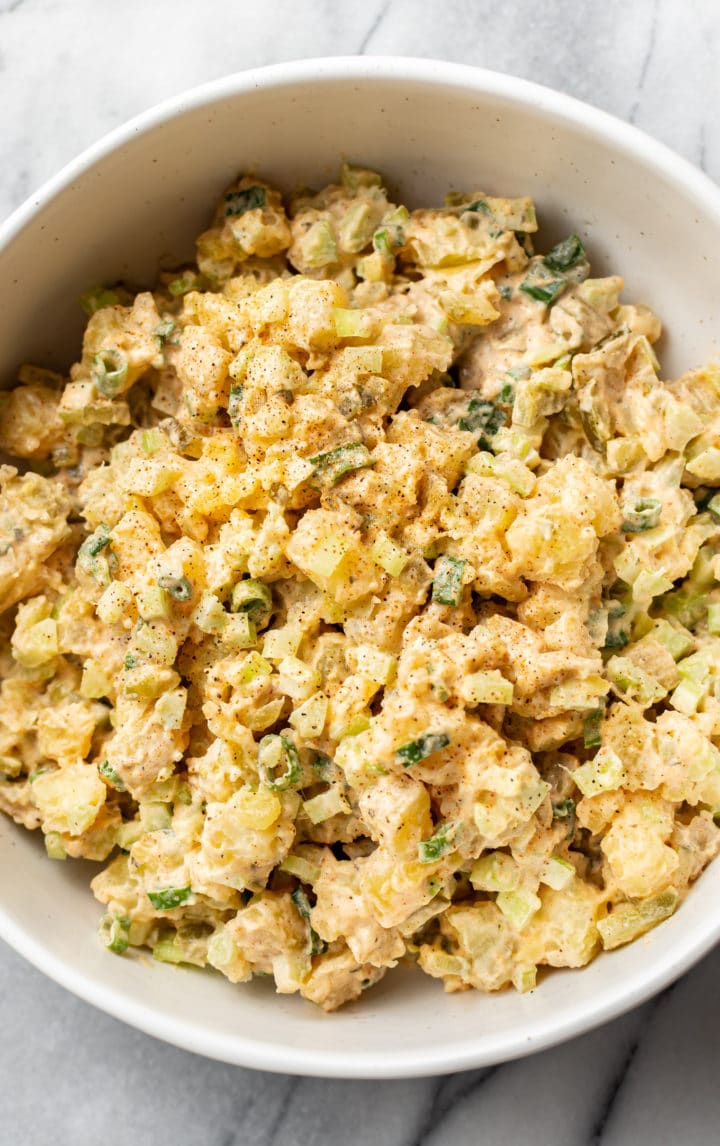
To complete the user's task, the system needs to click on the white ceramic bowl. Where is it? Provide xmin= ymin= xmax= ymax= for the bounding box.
xmin=2 ymin=57 xmax=720 ymax=1079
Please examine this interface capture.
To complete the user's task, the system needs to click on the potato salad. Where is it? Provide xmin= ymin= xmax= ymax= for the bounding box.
xmin=2 ymin=164 xmax=720 ymax=1010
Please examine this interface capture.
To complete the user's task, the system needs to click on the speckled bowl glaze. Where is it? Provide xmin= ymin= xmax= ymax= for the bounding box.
xmin=1 ymin=57 xmax=720 ymax=1078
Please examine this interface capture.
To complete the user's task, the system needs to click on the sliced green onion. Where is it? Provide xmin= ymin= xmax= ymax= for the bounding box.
xmin=79 ymin=524 xmax=112 ymax=559
xmin=308 ymin=442 xmax=374 ymax=489
xmin=418 ymin=821 xmax=460 ymax=863
xmin=432 ymin=556 xmax=467 ymax=606
xmin=157 ymin=575 xmax=194 ymax=602
xmin=224 ymin=185 xmax=266 ymax=216
xmin=99 ymin=912 xmax=131 ymax=954
xmin=583 ymin=708 xmax=604 ymax=748
xmin=622 ymin=497 xmax=662 ymax=533
xmin=79 ymin=286 xmax=120 ymax=316
xmin=543 ymin=234 xmax=586 ymax=272
xmin=91 ymin=349 xmax=128 ymax=397
xmin=230 ymin=579 xmax=273 ymax=627
xmin=462 ymin=197 xmax=492 ymax=217
xmin=290 ymin=887 xmax=326 ymax=955
xmin=552 ymin=798 xmax=576 ymax=841
xmin=168 ymin=271 xmax=203 ymax=297
xmin=98 ymin=759 xmax=126 ymax=792
xmin=257 ymin=734 xmax=301 ymax=792
xmin=147 ymin=886 xmax=192 ymax=911
xmin=155 ymin=318 xmax=179 ymax=346
xmin=228 ymin=384 xmax=244 ymax=427
xmin=396 ymin=731 xmax=451 ymax=767
xmin=519 ymin=265 xmax=567 ymax=305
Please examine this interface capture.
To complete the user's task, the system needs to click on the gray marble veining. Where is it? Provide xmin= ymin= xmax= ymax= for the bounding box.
xmin=2 ymin=0 xmax=720 ymax=1142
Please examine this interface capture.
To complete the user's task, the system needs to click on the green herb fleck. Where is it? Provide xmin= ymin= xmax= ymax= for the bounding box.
xmin=224 ymin=185 xmax=266 ymax=217
xmin=98 ymin=759 xmax=126 ymax=792
xmin=396 ymin=732 xmax=451 ymax=767
xmin=308 ymin=442 xmax=374 ymax=489
xmin=147 ymin=886 xmax=192 ymax=911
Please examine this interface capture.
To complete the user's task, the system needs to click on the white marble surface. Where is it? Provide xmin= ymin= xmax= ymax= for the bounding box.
xmin=2 ymin=0 xmax=720 ymax=1141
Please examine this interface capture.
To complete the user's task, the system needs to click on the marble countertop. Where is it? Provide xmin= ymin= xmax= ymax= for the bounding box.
xmin=2 ymin=0 xmax=720 ymax=1142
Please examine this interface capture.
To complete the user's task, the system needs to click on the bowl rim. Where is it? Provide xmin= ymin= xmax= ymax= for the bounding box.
xmin=2 ymin=54 xmax=720 ymax=1079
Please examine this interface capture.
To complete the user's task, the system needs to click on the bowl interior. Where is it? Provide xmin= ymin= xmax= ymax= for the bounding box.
xmin=2 ymin=59 xmax=720 ymax=1076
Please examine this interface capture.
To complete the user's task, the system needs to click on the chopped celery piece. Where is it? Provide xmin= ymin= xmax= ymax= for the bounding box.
xmin=662 ymin=588 xmax=708 ymax=629
xmin=496 ymin=889 xmax=541 ymax=931
xmin=332 ymin=307 xmax=368 ymax=337
xmin=470 ymin=852 xmax=520 ymax=892
xmin=708 ymin=603 xmax=720 ymax=635
xmin=302 ymin=787 xmax=350 ymax=824
xmin=597 ymin=888 xmax=679 ymax=950
xmin=336 ymin=713 xmax=371 ymax=739
xmin=461 ymin=670 xmax=514 ymax=706
xmin=632 ymin=568 xmax=674 ymax=602
xmin=396 ymin=731 xmax=451 ymax=767
xmin=371 ymin=533 xmax=408 ymax=576
xmin=606 ymin=655 xmax=666 ymax=705
xmin=80 ymin=286 xmax=120 ymax=316
xmin=279 ymin=853 xmax=322 ymax=884
xmin=91 ymin=349 xmax=128 ymax=397
xmin=418 ymin=821 xmax=460 ymax=863
xmin=140 ymin=428 xmax=165 ymax=455
xmin=44 ymin=831 xmax=67 ymax=860
xmin=98 ymin=759 xmax=126 ymax=792
xmin=686 ymin=447 xmax=720 ymax=482
xmin=308 ymin=442 xmax=374 ymax=488
xmin=650 ymin=619 xmax=694 ymax=661
xmin=573 ymin=747 xmax=625 ymax=797
xmin=262 ymin=624 xmax=302 ymax=661
xmin=257 ymin=734 xmax=301 ymax=791
xmin=147 ymin=886 xmax=192 ymax=911
xmin=432 ymin=556 xmax=467 ymax=606
xmin=192 ymin=592 xmax=227 ymax=633
xmin=621 ymin=497 xmax=662 ymax=533
xmin=230 ymin=579 xmax=273 ymax=626
xmin=239 ymin=651 xmax=273 ymax=684
xmin=339 ymin=202 xmax=375 ymax=253
xmin=289 ymin=691 xmax=328 ymax=739
xmin=290 ymin=887 xmax=326 ymax=955
xmin=304 ymin=220 xmax=338 ymax=269
xmin=137 ymin=586 xmax=170 ymax=621
xmin=156 ymin=687 xmax=188 ymax=731
xmin=99 ymin=912 xmax=131 ymax=954
xmin=224 ymin=185 xmax=266 ymax=216
xmin=670 ymin=677 xmax=705 ymax=715
xmin=340 ymin=163 xmax=383 ymax=190
xmin=157 ymin=574 xmax=194 ymax=602
xmin=540 ymin=856 xmax=575 ymax=891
